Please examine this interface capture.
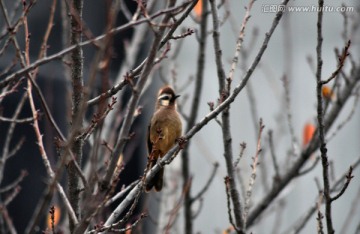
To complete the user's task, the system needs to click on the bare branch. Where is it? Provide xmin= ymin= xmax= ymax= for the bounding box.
xmin=268 ymin=130 xmax=280 ymax=180
xmin=0 ymin=170 xmax=27 ymax=193
xmin=224 ymin=176 xmax=237 ymax=232
xmin=243 ymin=119 xmax=264 ymax=229
xmin=316 ymin=192 xmax=324 ymax=234
xmin=227 ymin=0 xmax=254 ymax=83
xmin=327 ymin=87 xmax=359 ymax=142
xmin=321 ymin=40 xmax=351 ymax=85
xmin=330 ymin=166 xmax=353 ymax=202
xmin=315 ymin=0 xmax=334 ymax=232
xmin=0 ymin=116 xmax=35 ymax=123
xmin=281 ymin=75 xmax=299 ymax=156
xmin=234 ymin=142 xmax=246 ymax=169
xmin=297 ymin=156 xmax=320 ymax=176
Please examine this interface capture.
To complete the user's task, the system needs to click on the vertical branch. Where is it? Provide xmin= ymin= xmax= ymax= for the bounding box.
xmin=209 ymin=0 xmax=243 ymax=232
xmin=181 ymin=0 xmax=208 ymax=233
xmin=60 ymin=0 xmax=71 ymax=82
xmin=68 ymin=0 xmax=84 ymax=231
xmin=316 ymin=192 xmax=324 ymax=234
xmin=282 ymin=75 xmax=299 ymax=156
xmin=209 ymin=0 xmax=225 ymax=94
xmin=315 ymin=0 xmax=334 ymax=233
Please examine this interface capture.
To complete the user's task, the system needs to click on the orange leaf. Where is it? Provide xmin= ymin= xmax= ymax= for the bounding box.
xmin=194 ymin=0 xmax=203 ymax=19
xmin=222 ymin=225 xmax=235 ymax=234
xmin=303 ymin=122 xmax=316 ymax=147
xmin=322 ymin=85 xmax=335 ymax=101
xmin=125 ymin=224 xmax=132 ymax=234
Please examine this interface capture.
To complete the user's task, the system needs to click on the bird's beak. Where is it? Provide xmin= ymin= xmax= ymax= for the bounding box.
xmin=174 ymin=95 xmax=180 ymax=99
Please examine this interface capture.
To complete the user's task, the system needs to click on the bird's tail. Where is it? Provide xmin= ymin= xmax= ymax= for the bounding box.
xmin=145 ymin=161 xmax=164 ymax=192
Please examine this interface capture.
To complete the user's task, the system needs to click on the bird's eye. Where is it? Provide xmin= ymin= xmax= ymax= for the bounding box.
xmin=158 ymin=94 xmax=171 ymax=101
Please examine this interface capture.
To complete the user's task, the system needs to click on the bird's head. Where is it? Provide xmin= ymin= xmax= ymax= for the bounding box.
xmin=157 ymin=86 xmax=180 ymax=108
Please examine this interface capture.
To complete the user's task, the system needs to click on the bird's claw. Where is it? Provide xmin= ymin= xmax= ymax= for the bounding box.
xmin=176 ymin=137 xmax=187 ymax=149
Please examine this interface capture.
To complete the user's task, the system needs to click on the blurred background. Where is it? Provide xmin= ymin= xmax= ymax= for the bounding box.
xmin=170 ymin=0 xmax=360 ymax=233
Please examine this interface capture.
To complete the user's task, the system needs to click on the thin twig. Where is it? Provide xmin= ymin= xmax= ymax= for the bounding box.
xmin=87 ymin=80 xmax=127 ymax=106
xmin=111 ymin=213 xmax=147 ymax=233
xmin=0 ymin=115 xmax=34 ymax=123
xmin=282 ymin=75 xmax=299 ymax=156
xmin=2 ymin=186 xmax=20 ymax=207
xmin=340 ymin=186 xmax=360 ymax=233
xmin=38 ymin=0 xmax=57 ymax=60
xmin=330 ymin=166 xmax=353 ymax=202
xmin=0 ymin=94 xmax=27 ymax=185
xmin=327 ymin=87 xmax=359 ymax=142
xmin=268 ymin=130 xmax=280 ymax=180
xmin=0 ymin=206 xmax=16 ymax=234
xmin=234 ymin=142 xmax=246 ymax=169
xmin=0 ymin=170 xmax=27 ymax=193
xmin=87 ymin=212 xmax=147 ymax=234
xmin=297 ymin=156 xmax=320 ymax=176
xmin=227 ymin=0 xmax=254 ymax=83
xmin=321 ymin=40 xmax=351 ymax=85
xmin=243 ymin=119 xmax=264 ymax=229
xmin=164 ymin=179 xmax=192 ymax=233
xmin=119 ymin=0 xmax=132 ymax=22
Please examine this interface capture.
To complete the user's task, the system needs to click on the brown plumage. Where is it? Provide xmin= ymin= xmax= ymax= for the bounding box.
xmin=146 ymin=86 xmax=182 ymax=192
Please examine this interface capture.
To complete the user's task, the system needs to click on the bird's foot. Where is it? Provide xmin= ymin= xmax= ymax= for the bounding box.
xmin=176 ymin=137 xmax=187 ymax=149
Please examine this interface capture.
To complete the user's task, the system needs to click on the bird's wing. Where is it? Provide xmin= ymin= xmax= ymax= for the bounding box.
xmin=147 ymin=124 xmax=152 ymax=156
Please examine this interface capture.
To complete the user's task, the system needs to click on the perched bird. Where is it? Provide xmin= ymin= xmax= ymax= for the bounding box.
xmin=146 ymin=86 xmax=182 ymax=192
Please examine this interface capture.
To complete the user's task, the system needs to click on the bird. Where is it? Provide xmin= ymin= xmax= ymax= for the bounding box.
xmin=146 ymin=85 xmax=182 ymax=192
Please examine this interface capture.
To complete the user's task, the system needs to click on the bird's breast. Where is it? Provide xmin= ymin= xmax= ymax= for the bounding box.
xmin=149 ymin=109 xmax=182 ymax=156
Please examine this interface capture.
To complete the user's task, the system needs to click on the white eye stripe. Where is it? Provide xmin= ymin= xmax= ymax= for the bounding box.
xmin=158 ymin=94 xmax=172 ymax=100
